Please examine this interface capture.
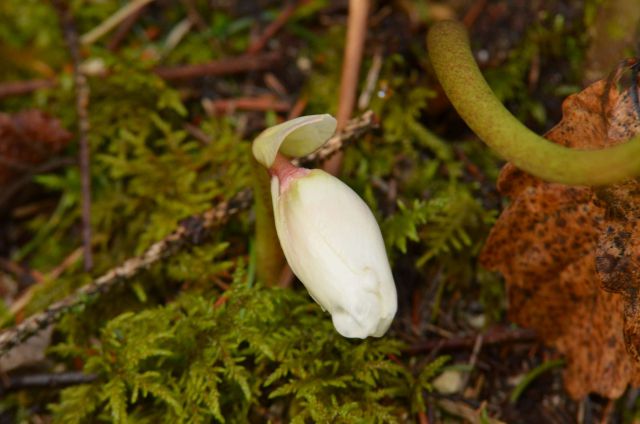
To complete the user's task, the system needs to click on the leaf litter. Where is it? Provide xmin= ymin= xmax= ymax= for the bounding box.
xmin=0 ymin=109 xmax=72 ymax=185
xmin=481 ymin=60 xmax=640 ymax=399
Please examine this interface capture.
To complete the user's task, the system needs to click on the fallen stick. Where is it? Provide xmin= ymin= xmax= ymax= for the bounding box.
xmin=81 ymin=0 xmax=155 ymax=45
xmin=0 ymin=51 xmax=284 ymax=100
xmin=0 ymin=191 xmax=252 ymax=356
xmin=0 ymin=371 xmax=97 ymax=395
xmin=247 ymin=1 xmax=301 ymax=54
xmin=53 ymin=0 xmax=94 ymax=271
xmin=202 ymin=95 xmax=290 ymax=115
xmin=154 ymin=51 xmax=283 ymax=81
xmin=0 ymin=79 xmax=57 ymax=99
xmin=323 ymin=0 xmax=369 ymax=174
xmin=107 ymin=3 xmax=148 ymax=51
xmin=403 ymin=326 xmax=536 ymax=355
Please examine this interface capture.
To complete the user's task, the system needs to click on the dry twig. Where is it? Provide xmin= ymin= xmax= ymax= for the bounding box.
xmin=247 ymin=1 xmax=301 ymax=54
xmin=202 ymin=95 xmax=291 ymax=115
xmin=0 ymin=371 xmax=97 ymax=395
xmin=0 ymin=112 xmax=377 ymax=357
xmin=323 ymin=0 xmax=369 ymax=174
xmin=0 ymin=191 xmax=252 ymax=356
xmin=81 ymin=0 xmax=155 ymax=45
xmin=404 ymin=326 xmax=536 ymax=355
xmin=0 ymin=157 xmax=76 ymax=213
xmin=0 ymin=79 xmax=57 ymax=99
xmin=107 ymin=3 xmax=148 ymax=51
xmin=180 ymin=0 xmax=208 ymax=32
xmin=10 ymin=247 xmax=83 ymax=316
xmin=53 ymin=0 xmax=94 ymax=271
xmin=462 ymin=0 xmax=488 ymax=28
xmin=154 ymin=51 xmax=283 ymax=80
xmin=437 ymin=399 xmax=505 ymax=424
xmin=0 ymin=53 xmax=283 ymax=100
xmin=357 ymin=47 xmax=383 ymax=110
xmin=184 ymin=123 xmax=212 ymax=145
xmin=292 ymin=110 xmax=376 ymax=165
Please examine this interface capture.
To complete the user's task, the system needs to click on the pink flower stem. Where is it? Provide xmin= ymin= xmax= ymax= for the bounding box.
xmin=269 ymin=153 xmax=309 ymax=193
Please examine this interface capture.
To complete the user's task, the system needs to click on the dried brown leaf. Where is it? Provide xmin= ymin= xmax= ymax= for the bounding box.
xmin=0 ymin=109 xmax=72 ymax=184
xmin=480 ymin=61 xmax=640 ymax=399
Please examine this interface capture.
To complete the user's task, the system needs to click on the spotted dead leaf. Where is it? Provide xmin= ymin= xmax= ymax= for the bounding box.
xmin=595 ymin=180 xmax=640 ymax=361
xmin=480 ymin=61 xmax=640 ymax=399
xmin=0 ymin=109 xmax=72 ymax=184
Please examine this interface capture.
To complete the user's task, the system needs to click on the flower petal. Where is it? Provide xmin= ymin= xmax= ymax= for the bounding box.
xmin=272 ymin=170 xmax=397 ymax=338
xmin=252 ymin=114 xmax=337 ymax=168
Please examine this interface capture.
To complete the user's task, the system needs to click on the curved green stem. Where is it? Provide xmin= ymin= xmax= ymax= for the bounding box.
xmin=251 ymin=157 xmax=284 ymax=286
xmin=427 ymin=20 xmax=640 ymax=186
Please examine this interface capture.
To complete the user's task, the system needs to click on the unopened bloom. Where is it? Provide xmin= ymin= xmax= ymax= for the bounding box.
xmin=252 ymin=115 xmax=397 ymax=338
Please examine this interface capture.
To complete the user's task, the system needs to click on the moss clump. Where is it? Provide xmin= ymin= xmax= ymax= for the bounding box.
xmin=50 ymin=269 xmax=447 ymax=423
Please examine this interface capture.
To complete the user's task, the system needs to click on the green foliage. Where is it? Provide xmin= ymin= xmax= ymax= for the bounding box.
xmin=483 ymin=12 xmax=587 ymax=126
xmin=19 ymin=64 xmax=251 ymax=315
xmin=0 ymin=0 xmax=65 ymax=81
xmin=50 ymin=272 xmax=448 ymax=423
xmin=411 ymin=355 xmax=451 ymax=413
xmin=382 ymin=188 xmax=495 ymax=265
xmin=382 ymin=199 xmax=429 ymax=254
xmin=415 ymin=187 xmax=495 ymax=266
xmin=2 ymin=0 xmax=583 ymax=421
xmin=330 ymin=53 xmax=500 ymax=306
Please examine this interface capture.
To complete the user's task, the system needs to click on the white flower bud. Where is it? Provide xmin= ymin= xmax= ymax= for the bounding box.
xmin=271 ymin=168 xmax=397 ymax=338
xmin=252 ymin=114 xmax=398 ymax=338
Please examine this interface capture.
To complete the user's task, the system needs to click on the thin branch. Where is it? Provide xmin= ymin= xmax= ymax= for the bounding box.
xmin=0 ymin=156 xmax=34 ymax=172
xmin=53 ymin=0 xmax=94 ymax=271
xmin=335 ymin=0 xmax=369 ymax=130
xmin=81 ymin=0 xmax=155 ymax=45
xmin=357 ymin=47 xmax=383 ymax=110
xmin=0 ymin=191 xmax=252 ymax=356
xmin=293 ymin=110 xmax=376 ymax=165
xmin=403 ymin=326 xmax=536 ymax=355
xmin=323 ymin=0 xmax=369 ymax=175
xmin=10 ymin=247 xmax=83 ymax=316
xmin=0 ymin=371 xmax=96 ymax=395
xmin=287 ymin=96 xmax=308 ymax=120
xmin=154 ymin=51 xmax=283 ymax=81
xmin=462 ymin=0 xmax=488 ymax=28
xmin=247 ymin=1 xmax=301 ymax=54
xmin=107 ymin=3 xmax=147 ymax=51
xmin=161 ymin=18 xmax=193 ymax=57
xmin=202 ymin=95 xmax=291 ymax=116
xmin=0 ymin=112 xmax=377 ymax=357
xmin=184 ymin=123 xmax=212 ymax=145
xmin=0 ymin=79 xmax=57 ymax=99
xmin=437 ymin=398 xmax=506 ymax=424
xmin=0 ymin=157 xmax=76 ymax=210
xmin=459 ymin=334 xmax=483 ymax=391
xmin=0 ymin=53 xmax=283 ymax=100
xmin=0 ymin=258 xmax=39 ymax=286
xmin=180 ymin=0 xmax=208 ymax=32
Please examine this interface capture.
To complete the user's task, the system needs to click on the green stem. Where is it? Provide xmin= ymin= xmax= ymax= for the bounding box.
xmin=427 ymin=20 xmax=640 ymax=186
xmin=251 ymin=158 xmax=284 ymax=286
xmin=509 ymin=359 xmax=565 ymax=403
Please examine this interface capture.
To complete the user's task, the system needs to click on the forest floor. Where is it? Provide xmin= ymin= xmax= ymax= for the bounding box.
xmin=0 ymin=0 xmax=638 ymax=423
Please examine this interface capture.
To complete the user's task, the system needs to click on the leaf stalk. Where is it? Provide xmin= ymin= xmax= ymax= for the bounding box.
xmin=427 ymin=20 xmax=640 ymax=185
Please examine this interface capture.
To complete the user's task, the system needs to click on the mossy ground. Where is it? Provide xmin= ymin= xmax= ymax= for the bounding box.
xmin=0 ymin=0 xmax=635 ymax=422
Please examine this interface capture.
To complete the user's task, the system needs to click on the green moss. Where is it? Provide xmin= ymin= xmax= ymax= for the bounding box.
xmin=0 ymin=0 xmax=597 ymax=421
xmin=49 ymin=273 xmax=447 ymax=423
